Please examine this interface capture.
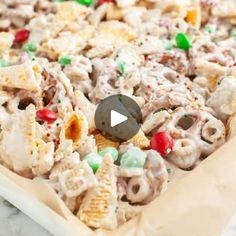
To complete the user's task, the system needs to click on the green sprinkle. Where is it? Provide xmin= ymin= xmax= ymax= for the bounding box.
xmin=231 ymin=29 xmax=236 ymax=40
xmin=184 ymin=114 xmax=189 ymax=118
xmin=0 ymin=59 xmax=8 ymax=67
xmin=205 ymin=25 xmax=216 ymax=34
xmin=57 ymin=99 xmax=61 ymax=103
xmin=120 ymin=147 xmax=146 ymax=169
xmin=154 ymin=108 xmax=165 ymax=113
xmin=176 ymin=33 xmax=191 ymax=51
xmin=167 ymin=168 xmax=171 ymax=173
xmin=99 ymin=147 xmax=118 ymax=161
xmin=119 ymin=62 xmax=126 ymax=75
xmin=58 ymin=55 xmax=72 ymax=65
xmin=165 ymin=41 xmax=173 ymax=50
xmin=23 ymin=42 xmax=37 ymax=52
xmin=75 ymin=0 xmax=93 ymax=6
xmin=84 ymin=153 xmax=102 ymax=172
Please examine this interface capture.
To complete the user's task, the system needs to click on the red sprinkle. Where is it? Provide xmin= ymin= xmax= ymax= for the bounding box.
xmin=36 ymin=108 xmax=57 ymax=123
xmin=97 ymin=0 xmax=114 ymax=5
xmin=14 ymin=29 xmax=30 ymax=43
xmin=150 ymin=132 xmax=174 ymax=156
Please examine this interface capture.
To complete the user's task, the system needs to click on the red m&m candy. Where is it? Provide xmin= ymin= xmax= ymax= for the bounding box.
xmin=15 ymin=29 xmax=30 ymax=43
xmin=36 ymin=109 xmax=57 ymax=123
xmin=97 ymin=0 xmax=115 ymax=5
xmin=150 ymin=132 xmax=174 ymax=156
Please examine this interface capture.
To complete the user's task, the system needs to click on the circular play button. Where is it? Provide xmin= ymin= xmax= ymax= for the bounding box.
xmin=95 ymin=95 xmax=142 ymax=142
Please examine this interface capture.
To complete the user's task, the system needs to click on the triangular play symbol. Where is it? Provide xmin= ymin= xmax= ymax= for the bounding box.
xmin=110 ymin=110 xmax=128 ymax=127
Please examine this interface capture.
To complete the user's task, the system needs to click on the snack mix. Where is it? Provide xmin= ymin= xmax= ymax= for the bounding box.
xmin=0 ymin=0 xmax=236 ymax=230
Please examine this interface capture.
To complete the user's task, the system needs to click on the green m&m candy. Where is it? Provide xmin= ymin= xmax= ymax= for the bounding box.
xmin=23 ymin=42 xmax=37 ymax=52
xmin=75 ymin=0 xmax=93 ymax=6
xmin=58 ymin=55 xmax=72 ymax=65
xmin=84 ymin=153 xmax=102 ymax=172
xmin=0 ymin=59 xmax=8 ymax=67
xmin=99 ymin=147 xmax=118 ymax=161
xmin=175 ymin=33 xmax=191 ymax=51
xmin=231 ymin=29 xmax=236 ymax=40
xmin=120 ymin=147 xmax=146 ymax=169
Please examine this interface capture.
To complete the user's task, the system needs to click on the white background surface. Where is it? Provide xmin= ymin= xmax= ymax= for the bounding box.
xmin=0 ymin=196 xmax=51 ymax=236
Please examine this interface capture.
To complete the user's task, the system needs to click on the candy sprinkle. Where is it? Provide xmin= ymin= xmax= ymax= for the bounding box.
xmin=97 ymin=0 xmax=114 ymax=5
xmin=0 ymin=59 xmax=8 ymax=67
xmin=150 ymin=132 xmax=174 ymax=156
xmin=119 ymin=62 xmax=126 ymax=75
xmin=205 ymin=25 xmax=217 ymax=34
xmin=75 ymin=0 xmax=93 ymax=6
xmin=99 ymin=147 xmax=118 ymax=161
xmin=176 ymin=33 xmax=191 ymax=51
xmin=36 ymin=108 xmax=58 ymax=123
xmin=84 ymin=153 xmax=103 ymax=172
xmin=23 ymin=42 xmax=37 ymax=52
xmin=231 ymin=29 xmax=236 ymax=40
xmin=58 ymin=55 xmax=72 ymax=65
xmin=15 ymin=29 xmax=30 ymax=43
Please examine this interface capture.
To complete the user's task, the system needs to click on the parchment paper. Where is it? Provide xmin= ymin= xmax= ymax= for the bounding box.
xmin=0 ymin=137 xmax=235 ymax=236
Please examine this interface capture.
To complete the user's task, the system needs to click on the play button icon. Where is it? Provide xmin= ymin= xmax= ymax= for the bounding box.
xmin=95 ymin=95 xmax=142 ymax=141
xmin=111 ymin=110 xmax=128 ymax=127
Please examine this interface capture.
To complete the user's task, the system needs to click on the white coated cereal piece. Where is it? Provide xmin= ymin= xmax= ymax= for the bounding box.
xmin=86 ymin=43 xmax=114 ymax=59
xmin=142 ymin=150 xmax=168 ymax=204
xmin=50 ymin=153 xmax=81 ymax=181
xmin=0 ymin=105 xmax=35 ymax=173
xmin=89 ymin=58 xmax=120 ymax=102
xmin=135 ymin=35 xmax=164 ymax=55
xmin=0 ymin=32 xmax=14 ymax=52
xmin=124 ymin=130 xmax=150 ymax=149
xmin=142 ymin=110 xmax=171 ymax=134
xmin=76 ymin=136 xmax=98 ymax=158
xmin=159 ymin=107 xmax=225 ymax=156
xmin=126 ymin=175 xmax=151 ymax=203
xmin=0 ymin=62 xmax=42 ymax=92
xmin=168 ymin=18 xmax=188 ymax=36
xmin=31 ymin=139 xmax=55 ymax=176
xmin=88 ymin=3 xmax=109 ymax=26
xmin=54 ymin=140 xmax=74 ymax=162
xmin=74 ymin=90 xmax=96 ymax=132
xmin=55 ymin=1 xmax=91 ymax=22
xmin=167 ymin=138 xmax=201 ymax=169
xmin=211 ymin=0 xmax=235 ymax=18
xmin=194 ymin=58 xmax=227 ymax=77
xmin=60 ymin=110 xmax=89 ymax=150
xmin=116 ymin=177 xmax=128 ymax=200
xmin=116 ymin=0 xmax=138 ymax=8
xmin=226 ymin=113 xmax=236 ymax=140
xmin=78 ymin=154 xmax=118 ymax=230
xmin=63 ymin=56 xmax=92 ymax=82
xmin=117 ymin=201 xmax=143 ymax=225
xmin=28 ymin=16 xmax=51 ymax=43
xmin=207 ymin=77 xmax=236 ymax=120
xmin=58 ymin=161 xmax=97 ymax=198
xmin=0 ymin=105 xmax=53 ymax=176
xmin=106 ymin=2 xmax=124 ymax=21
xmin=4 ymin=4 xmax=35 ymax=27
xmin=147 ymin=50 xmax=189 ymax=74
xmin=43 ymin=32 xmax=87 ymax=57
xmin=98 ymin=20 xmax=137 ymax=42
xmin=115 ymin=44 xmax=141 ymax=74
xmin=123 ymin=7 xmax=146 ymax=30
